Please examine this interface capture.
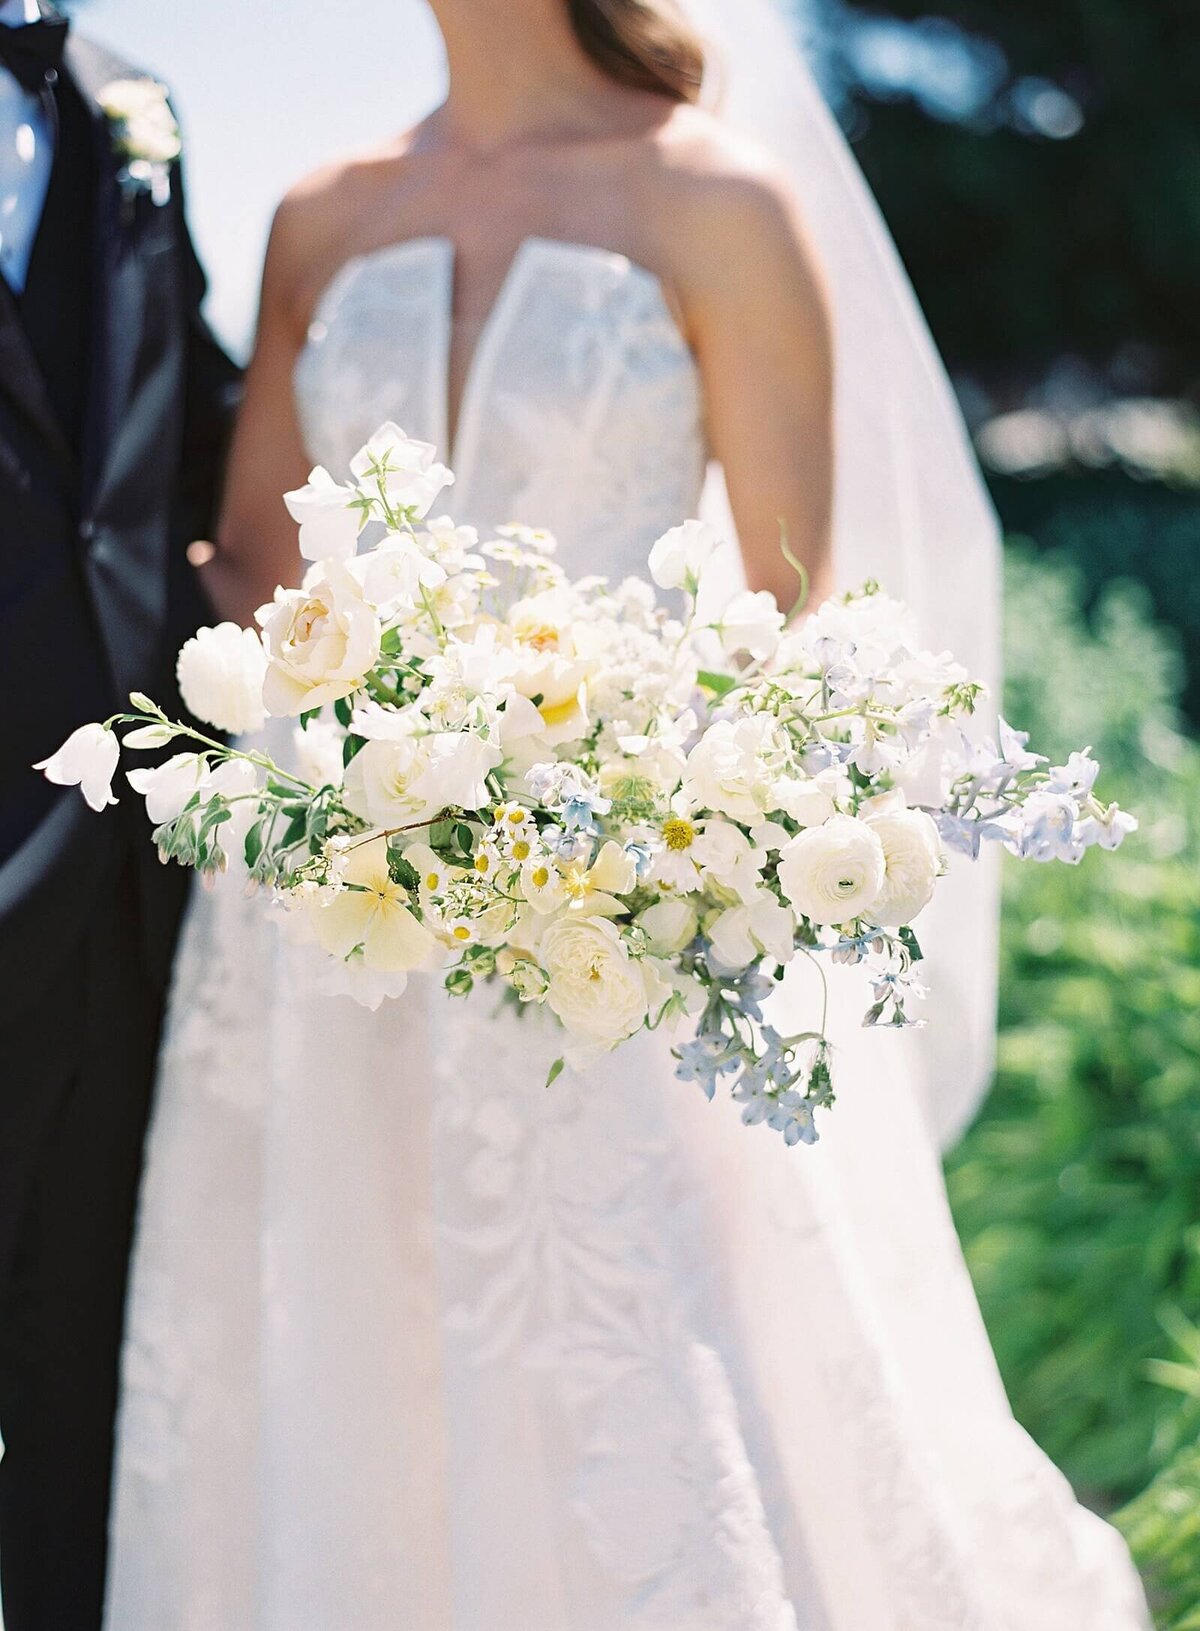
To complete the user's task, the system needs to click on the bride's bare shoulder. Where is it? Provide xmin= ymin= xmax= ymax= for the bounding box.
xmin=647 ymin=104 xmax=823 ymax=296
xmin=262 ymin=129 xmax=432 ymax=333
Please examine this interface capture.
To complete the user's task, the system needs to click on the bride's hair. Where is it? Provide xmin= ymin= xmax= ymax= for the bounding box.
xmin=566 ymin=0 xmax=706 ymax=104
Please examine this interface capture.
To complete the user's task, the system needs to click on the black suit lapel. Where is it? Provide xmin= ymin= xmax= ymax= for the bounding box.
xmin=61 ymin=35 xmax=148 ymax=505
xmin=0 ymin=263 xmax=75 ymax=475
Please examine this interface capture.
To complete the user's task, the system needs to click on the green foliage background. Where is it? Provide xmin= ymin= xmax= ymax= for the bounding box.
xmin=946 ymin=552 xmax=1200 ymax=1625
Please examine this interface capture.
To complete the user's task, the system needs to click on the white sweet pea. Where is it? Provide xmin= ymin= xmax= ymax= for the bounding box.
xmin=708 ymin=890 xmax=796 ymax=970
xmin=35 ymin=723 xmax=119 ymax=812
xmin=863 ymin=802 xmax=943 ymax=926
xmin=777 ymin=815 xmax=886 ymax=925
xmin=690 ymin=819 xmax=766 ymax=904
xmin=713 ymin=589 xmax=785 ymax=661
xmin=351 ymin=533 xmax=447 ymax=609
xmin=349 ymin=424 xmax=453 ymax=519
xmin=283 ymin=466 xmax=362 ymax=563
xmin=293 ymin=719 xmax=346 ymax=790
xmin=176 ymin=623 xmax=268 ymax=735
xmin=772 ymin=773 xmax=839 ymax=829
xmin=127 ymin=751 xmax=207 ymax=824
xmin=647 ymin=519 xmax=721 ymax=592
xmin=259 ymin=561 xmax=381 ymax=717
xmin=637 ymin=896 xmax=699 ymax=957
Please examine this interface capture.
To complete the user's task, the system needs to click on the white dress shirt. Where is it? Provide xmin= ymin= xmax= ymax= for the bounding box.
xmin=0 ymin=0 xmax=55 ymax=295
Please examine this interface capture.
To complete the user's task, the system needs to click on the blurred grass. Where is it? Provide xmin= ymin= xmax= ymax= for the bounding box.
xmin=945 ymin=547 xmax=1200 ymax=1623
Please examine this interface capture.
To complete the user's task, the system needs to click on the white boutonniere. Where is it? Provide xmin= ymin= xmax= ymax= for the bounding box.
xmin=97 ymin=78 xmax=181 ymax=208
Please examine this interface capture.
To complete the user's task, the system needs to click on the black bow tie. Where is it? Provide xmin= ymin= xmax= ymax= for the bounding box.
xmin=0 ymin=13 xmax=68 ymax=95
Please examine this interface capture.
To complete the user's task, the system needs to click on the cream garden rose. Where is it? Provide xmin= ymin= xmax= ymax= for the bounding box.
xmin=259 ymin=561 xmax=381 ymax=716
xmin=540 ymin=910 xmax=668 ymax=1057
xmin=777 ymin=815 xmax=887 ymax=925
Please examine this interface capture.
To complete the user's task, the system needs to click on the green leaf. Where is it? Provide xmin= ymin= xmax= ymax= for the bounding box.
xmin=545 ymin=1057 xmax=566 ymax=1089
xmin=697 ymin=669 xmax=737 ymax=697
xmin=333 ymin=696 xmax=353 ymax=728
xmin=244 ymin=820 xmax=265 ymax=870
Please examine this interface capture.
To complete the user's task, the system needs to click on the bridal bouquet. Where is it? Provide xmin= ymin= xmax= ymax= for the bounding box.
xmin=38 ymin=424 xmax=1135 ymax=1145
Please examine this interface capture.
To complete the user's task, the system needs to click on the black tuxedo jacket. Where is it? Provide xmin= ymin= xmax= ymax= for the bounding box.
xmin=0 ymin=37 xmax=240 ymax=1024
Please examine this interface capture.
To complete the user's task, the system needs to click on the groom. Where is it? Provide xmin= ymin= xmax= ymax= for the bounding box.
xmin=0 ymin=5 xmax=238 ymax=1627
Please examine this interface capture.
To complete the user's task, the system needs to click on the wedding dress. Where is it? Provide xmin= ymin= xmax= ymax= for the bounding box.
xmin=106 ymin=233 xmax=1150 ymax=1631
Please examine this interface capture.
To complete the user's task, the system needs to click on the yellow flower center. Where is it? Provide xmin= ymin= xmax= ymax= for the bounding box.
xmin=452 ymin=925 xmax=472 ymax=941
xmin=424 ymin=872 xmax=441 ymax=891
xmin=663 ymin=818 xmax=696 ymax=852
xmin=531 ymin=866 xmax=551 ymax=889
xmin=512 ymin=840 xmax=531 ymax=862
xmin=474 ymin=854 xmax=491 ymax=875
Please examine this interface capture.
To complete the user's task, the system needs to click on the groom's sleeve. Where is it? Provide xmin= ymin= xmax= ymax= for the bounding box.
xmin=171 ymin=153 xmax=243 ymax=568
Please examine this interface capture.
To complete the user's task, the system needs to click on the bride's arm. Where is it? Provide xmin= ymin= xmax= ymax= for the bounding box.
xmin=199 ymin=197 xmax=318 ymax=626
xmin=675 ymin=156 xmax=836 ymax=613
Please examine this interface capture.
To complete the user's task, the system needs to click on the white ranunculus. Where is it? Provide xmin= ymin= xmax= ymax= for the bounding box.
xmin=34 ymin=722 xmax=119 ymax=812
xmin=682 ymin=717 xmax=781 ymax=825
xmin=777 ymin=815 xmax=887 ymax=925
xmin=647 ymin=519 xmax=721 ymax=592
xmin=259 ymin=561 xmax=381 ymax=717
xmin=308 ymin=834 xmax=444 ymax=975
xmin=540 ymin=911 xmax=662 ymax=1052
xmin=863 ymin=804 xmax=943 ymax=926
xmin=715 ymin=589 xmax=785 ymax=661
xmin=637 ymin=896 xmax=699 ymax=957
xmin=349 ymin=423 xmax=453 ymax=519
xmin=344 ymin=730 xmax=501 ymax=829
xmin=126 ymin=751 xmax=208 ymax=824
xmin=176 ymin=622 xmax=268 ymax=735
xmin=283 ymin=466 xmax=362 ymax=562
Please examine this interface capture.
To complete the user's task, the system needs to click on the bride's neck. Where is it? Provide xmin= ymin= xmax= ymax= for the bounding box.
xmin=427 ymin=0 xmax=622 ymax=151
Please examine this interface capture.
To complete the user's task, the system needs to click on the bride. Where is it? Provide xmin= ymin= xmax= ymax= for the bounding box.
xmin=107 ymin=1 xmax=1150 ymax=1627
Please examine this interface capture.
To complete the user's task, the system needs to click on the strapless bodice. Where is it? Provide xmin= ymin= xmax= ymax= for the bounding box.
xmin=294 ymin=235 xmax=707 ymax=581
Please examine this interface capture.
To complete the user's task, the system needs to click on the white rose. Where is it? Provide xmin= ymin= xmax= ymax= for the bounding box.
xmin=647 ymin=519 xmax=721 ymax=592
xmin=259 ymin=561 xmax=381 ymax=717
xmin=176 ymin=622 xmax=268 ymax=735
xmin=540 ymin=912 xmax=661 ymax=1051
xmin=715 ymin=589 xmax=785 ymax=661
xmin=34 ymin=722 xmax=119 ymax=812
xmin=777 ymin=815 xmax=886 ymax=925
xmin=637 ymin=896 xmax=699 ymax=956
xmin=863 ymin=806 xmax=943 ymax=926
xmin=283 ymin=466 xmax=362 ymax=563
xmin=349 ymin=423 xmax=453 ymax=519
